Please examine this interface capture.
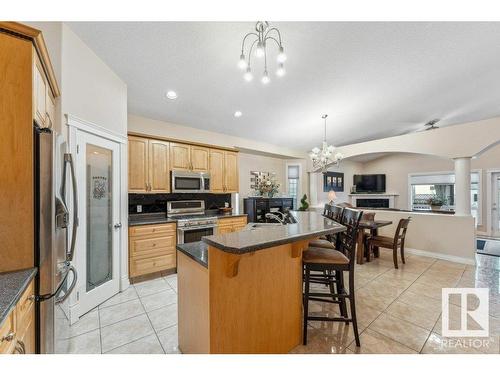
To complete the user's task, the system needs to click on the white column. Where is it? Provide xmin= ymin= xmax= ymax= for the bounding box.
xmin=308 ymin=172 xmax=319 ymax=209
xmin=454 ymin=157 xmax=472 ymax=216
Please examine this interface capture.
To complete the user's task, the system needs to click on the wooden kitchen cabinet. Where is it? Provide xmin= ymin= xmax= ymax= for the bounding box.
xmin=191 ymin=146 xmax=210 ymax=172
xmin=209 ymin=149 xmax=225 ymax=193
xmin=129 ymin=223 xmax=177 ymax=278
xmin=128 ymin=136 xmax=170 ymax=193
xmin=170 ymin=142 xmax=191 ymax=171
xmin=148 ymin=139 xmax=170 ymax=192
xmin=209 ymin=150 xmax=239 ymax=193
xmin=0 ymin=280 xmax=35 ymax=354
xmin=224 ymin=151 xmax=239 ymax=193
xmin=170 ymin=143 xmax=209 ymax=173
xmin=217 ymin=216 xmax=247 ymax=234
xmin=129 ymin=136 xmax=149 ymax=193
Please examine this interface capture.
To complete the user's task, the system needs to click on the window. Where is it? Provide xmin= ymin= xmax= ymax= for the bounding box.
xmin=287 ymin=165 xmax=300 ymax=209
xmin=409 ymin=171 xmax=481 ymax=225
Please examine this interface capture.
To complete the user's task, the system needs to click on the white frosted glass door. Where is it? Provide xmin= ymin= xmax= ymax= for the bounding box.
xmin=86 ymin=144 xmax=113 ymax=291
xmin=76 ymin=131 xmax=120 ymax=317
xmin=493 ymin=174 xmax=500 ymax=236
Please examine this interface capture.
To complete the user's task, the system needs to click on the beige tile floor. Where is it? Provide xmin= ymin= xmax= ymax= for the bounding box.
xmin=64 ymin=252 xmax=500 ymax=354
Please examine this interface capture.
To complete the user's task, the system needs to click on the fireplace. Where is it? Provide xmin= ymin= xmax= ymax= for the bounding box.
xmin=349 ymin=193 xmax=398 ymax=209
xmin=356 ymin=198 xmax=390 ymax=208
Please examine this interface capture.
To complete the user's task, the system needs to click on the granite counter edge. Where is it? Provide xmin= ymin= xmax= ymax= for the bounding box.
xmin=0 ymin=268 xmax=37 ymax=328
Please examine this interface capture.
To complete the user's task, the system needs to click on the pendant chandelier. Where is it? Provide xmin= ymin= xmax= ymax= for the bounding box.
xmin=309 ymin=114 xmax=343 ymax=171
xmin=238 ymin=21 xmax=287 ymax=84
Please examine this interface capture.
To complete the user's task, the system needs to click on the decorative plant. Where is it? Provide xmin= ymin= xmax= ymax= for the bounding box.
xmin=298 ymin=194 xmax=309 ymax=211
xmin=254 ymin=174 xmax=280 ymax=197
xmin=427 ymin=196 xmax=446 ymax=206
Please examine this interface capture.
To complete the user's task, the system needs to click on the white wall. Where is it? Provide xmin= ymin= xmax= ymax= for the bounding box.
xmin=312 ymin=159 xmax=364 ymax=208
xmin=128 ymin=114 xmax=307 ymax=159
xmin=61 ymin=24 xmax=127 ymax=137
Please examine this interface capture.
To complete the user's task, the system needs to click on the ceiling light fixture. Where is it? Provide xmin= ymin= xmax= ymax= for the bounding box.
xmin=166 ymin=90 xmax=178 ymax=100
xmin=309 ymin=114 xmax=343 ymax=171
xmin=234 ymin=111 xmax=242 ymax=118
xmin=238 ymin=21 xmax=287 ymax=85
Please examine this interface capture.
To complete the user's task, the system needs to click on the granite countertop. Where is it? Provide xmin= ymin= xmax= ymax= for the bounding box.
xmin=176 ymin=242 xmax=208 ymax=268
xmin=0 ymin=268 xmax=37 ymax=327
xmin=202 ymin=211 xmax=346 ymax=254
xmin=129 ymin=212 xmax=247 ymax=226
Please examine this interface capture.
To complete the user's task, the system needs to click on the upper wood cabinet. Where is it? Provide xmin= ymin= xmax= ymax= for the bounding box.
xmin=170 ymin=143 xmax=191 ymax=171
xmin=33 ymin=54 xmax=56 ymax=129
xmin=129 ymin=136 xmax=149 ymax=193
xmin=224 ymin=151 xmax=239 ymax=193
xmin=170 ymin=143 xmax=209 ymax=173
xmin=209 ymin=149 xmax=225 ymax=193
xmin=209 ymin=150 xmax=239 ymax=193
xmin=148 ymin=140 xmax=170 ymax=193
xmin=129 ymin=136 xmax=170 ymax=193
xmin=191 ymin=146 xmax=209 ymax=172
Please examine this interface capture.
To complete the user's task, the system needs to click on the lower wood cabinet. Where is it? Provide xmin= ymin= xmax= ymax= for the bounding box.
xmin=217 ymin=216 xmax=247 ymax=234
xmin=0 ymin=280 xmax=35 ymax=354
xmin=129 ymin=223 xmax=177 ymax=278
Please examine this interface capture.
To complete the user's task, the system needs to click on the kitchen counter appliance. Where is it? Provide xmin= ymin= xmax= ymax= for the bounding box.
xmin=167 ymin=200 xmax=218 ymax=244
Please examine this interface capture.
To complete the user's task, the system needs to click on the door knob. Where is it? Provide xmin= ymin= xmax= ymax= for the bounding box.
xmin=114 ymin=223 xmax=122 ymax=229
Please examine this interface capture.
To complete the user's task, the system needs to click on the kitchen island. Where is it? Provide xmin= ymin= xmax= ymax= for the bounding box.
xmin=176 ymin=211 xmax=345 ymax=354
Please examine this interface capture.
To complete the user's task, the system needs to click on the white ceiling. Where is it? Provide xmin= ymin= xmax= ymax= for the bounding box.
xmin=68 ymin=22 xmax=500 ymax=152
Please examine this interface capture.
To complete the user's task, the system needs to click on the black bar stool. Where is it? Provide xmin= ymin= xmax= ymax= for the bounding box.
xmin=302 ymin=207 xmax=363 ymax=347
xmin=308 ymin=205 xmax=344 ymax=249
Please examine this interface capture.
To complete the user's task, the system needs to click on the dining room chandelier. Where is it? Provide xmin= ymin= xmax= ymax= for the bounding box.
xmin=309 ymin=114 xmax=343 ymax=171
xmin=238 ymin=21 xmax=287 ymax=84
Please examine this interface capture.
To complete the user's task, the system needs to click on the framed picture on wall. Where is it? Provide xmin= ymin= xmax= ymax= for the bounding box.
xmin=323 ymin=172 xmax=344 ymax=192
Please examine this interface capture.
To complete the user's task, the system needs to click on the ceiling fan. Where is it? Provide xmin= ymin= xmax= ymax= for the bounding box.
xmin=423 ymin=118 xmax=440 ymax=131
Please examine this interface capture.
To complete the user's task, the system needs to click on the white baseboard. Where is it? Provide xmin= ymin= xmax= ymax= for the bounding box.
xmin=405 ymin=247 xmax=476 ymax=266
xmin=120 ymin=275 xmax=130 ymax=291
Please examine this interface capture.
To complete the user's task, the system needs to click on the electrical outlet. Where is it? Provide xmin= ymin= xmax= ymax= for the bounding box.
xmin=137 ymin=205 xmax=142 ymax=213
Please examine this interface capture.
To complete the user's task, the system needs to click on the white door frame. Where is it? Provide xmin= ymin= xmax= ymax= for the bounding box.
xmin=66 ymin=115 xmax=129 ymax=323
xmin=486 ymin=169 xmax=500 ymax=237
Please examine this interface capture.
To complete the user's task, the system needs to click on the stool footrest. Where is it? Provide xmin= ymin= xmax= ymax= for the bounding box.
xmin=307 ymin=316 xmax=353 ymax=323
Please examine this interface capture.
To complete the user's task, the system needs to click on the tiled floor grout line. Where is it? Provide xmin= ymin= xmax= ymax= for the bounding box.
xmin=136 ymin=290 xmax=167 ymax=354
xmin=359 ymin=258 xmax=438 ymax=353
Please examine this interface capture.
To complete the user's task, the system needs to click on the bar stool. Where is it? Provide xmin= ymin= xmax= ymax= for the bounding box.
xmin=302 ymin=208 xmax=363 ymax=347
xmin=308 ymin=205 xmax=344 ymax=250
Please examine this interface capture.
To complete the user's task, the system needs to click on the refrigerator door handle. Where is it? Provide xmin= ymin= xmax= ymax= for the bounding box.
xmin=55 ymin=265 xmax=77 ymax=305
xmin=62 ymin=153 xmax=78 ymax=262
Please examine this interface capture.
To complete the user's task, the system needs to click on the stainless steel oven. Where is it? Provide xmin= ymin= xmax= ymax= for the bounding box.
xmin=171 ymin=171 xmax=210 ymax=193
xmin=167 ymin=200 xmax=218 ymax=244
xmin=177 ymin=223 xmax=217 ymax=244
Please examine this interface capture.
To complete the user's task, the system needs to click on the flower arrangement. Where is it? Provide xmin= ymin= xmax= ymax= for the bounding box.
xmin=255 ymin=174 xmax=280 ymax=198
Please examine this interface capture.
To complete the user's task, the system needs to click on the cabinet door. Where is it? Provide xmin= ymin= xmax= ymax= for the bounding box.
xmin=149 ymin=139 xmax=170 ymax=193
xmin=45 ymin=91 xmax=55 ymax=129
xmin=170 ymin=143 xmax=191 ymax=171
xmin=191 ymin=146 xmax=209 ymax=173
xmin=209 ymin=149 xmax=225 ymax=193
xmin=33 ymin=57 xmax=47 ymax=128
xmin=128 ymin=136 xmax=149 ymax=193
xmin=217 ymin=225 xmax=233 ymax=234
xmin=224 ymin=151 xmax=239 ymax=193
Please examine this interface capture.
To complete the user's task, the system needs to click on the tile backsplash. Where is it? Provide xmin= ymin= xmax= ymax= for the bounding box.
xmin=128 ymin=193 xmax=232 ymax=214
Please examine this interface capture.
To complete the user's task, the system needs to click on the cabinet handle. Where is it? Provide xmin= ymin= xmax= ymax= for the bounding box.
xmin=1 ymin=331 xmax=15 ymax=342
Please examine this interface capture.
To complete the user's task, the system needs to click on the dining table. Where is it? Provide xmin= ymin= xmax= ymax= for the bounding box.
xmin=356 ymin=219 xmax=393 ymax=264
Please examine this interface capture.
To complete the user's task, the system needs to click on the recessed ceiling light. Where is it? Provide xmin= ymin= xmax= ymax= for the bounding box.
xmin=166 ymin=90 xmax=178 ymax=100
xmin=234 ymin=111 xmax=242 ymax=118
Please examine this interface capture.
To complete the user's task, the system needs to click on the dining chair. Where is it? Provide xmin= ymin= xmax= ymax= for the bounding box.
xmin=365 ymin=217 xmax=411 ymax=269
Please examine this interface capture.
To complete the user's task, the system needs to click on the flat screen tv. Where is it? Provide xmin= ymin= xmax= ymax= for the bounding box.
xmin=353 ymin=174 xmax=386 ymax=193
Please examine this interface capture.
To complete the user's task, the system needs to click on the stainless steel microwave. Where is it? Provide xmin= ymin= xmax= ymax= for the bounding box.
xmin=171 ymin=171 xmax=210 ymax=193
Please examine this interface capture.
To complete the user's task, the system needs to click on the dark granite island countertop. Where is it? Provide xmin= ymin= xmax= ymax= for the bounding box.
xmin=202 ymin=211 xmax=345 ymax=254
xmin=177 ymin=242 xmax=208 ymax=268
xmin=0 ymin=268 xmax=37 ymax=327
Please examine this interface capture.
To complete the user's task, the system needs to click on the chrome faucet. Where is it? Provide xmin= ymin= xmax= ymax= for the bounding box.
xmin=265 ymin=212 xmax=286 ymax=224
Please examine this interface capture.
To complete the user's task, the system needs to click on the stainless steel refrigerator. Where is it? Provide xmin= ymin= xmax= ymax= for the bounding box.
xmin=34 ymin=124 xmax=78 ymax=354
